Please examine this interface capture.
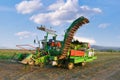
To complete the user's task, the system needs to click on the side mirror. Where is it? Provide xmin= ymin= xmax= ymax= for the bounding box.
xmin=38 ymin=41 xmax=40 ymax=44
xmin=34 ymin=39 xmax=36 ymax=44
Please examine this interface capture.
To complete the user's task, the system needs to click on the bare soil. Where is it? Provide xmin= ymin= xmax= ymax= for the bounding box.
xmin=0 ymin=52 xmax=120 ymax=80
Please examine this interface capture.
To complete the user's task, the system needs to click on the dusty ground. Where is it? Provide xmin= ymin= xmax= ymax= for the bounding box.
xmin=0 ymin=52 xmax=120 ymax=80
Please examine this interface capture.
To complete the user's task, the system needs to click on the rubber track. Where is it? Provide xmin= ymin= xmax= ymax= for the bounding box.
xmin=59 ymin=18 xmax=89 ymax=59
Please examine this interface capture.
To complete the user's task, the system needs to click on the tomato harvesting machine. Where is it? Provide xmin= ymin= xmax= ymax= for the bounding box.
xmin=13 ymin=16 xmax=97 ymax=69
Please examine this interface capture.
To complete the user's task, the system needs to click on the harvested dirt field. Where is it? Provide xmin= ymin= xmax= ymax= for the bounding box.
xmin=0 ymin=52 xmax=120 ymax=80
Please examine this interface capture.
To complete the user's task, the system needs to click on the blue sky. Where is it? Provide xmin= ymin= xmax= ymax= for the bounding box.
xmin=0 ymin=0 xmax=120 ymax=49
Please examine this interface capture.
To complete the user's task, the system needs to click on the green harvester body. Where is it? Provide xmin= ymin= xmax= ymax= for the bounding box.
xmin=13 ymin=16 xmax=97 ymax=69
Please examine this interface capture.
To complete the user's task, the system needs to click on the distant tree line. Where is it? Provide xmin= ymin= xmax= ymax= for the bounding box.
xmin=95 ymin=49 xmax=120 ymax=52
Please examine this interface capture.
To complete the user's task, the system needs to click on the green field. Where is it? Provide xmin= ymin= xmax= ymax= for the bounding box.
xmin=0 ymin=49 xmax=34 ymax=60
xmin=0 ymin=49 xmax=119 ymax=60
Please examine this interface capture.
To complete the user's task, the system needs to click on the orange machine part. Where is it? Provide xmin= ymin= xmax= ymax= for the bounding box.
xmin=51 ymin=42 xmax=61 ymax=47
xmin=70 ymin=50 xmax=85 ymax=56
xmin=51 ymin=42 xmax=55 ymax=47
xmin=56 ymin=42 xmax=61 ymax=47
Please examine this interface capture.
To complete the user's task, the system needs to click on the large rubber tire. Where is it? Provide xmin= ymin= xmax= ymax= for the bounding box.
xmin=81 ymin=62 xmax=86 ymax=67
xmin=57 ymin=63 xmax=62 ymax=67
xmin=67 ymin=62 xmax=74 ymax=70
xmin=28 ymin=59 xmax=35 ymax=66
xmin=39 ymin=63 xmax=44 ymax=68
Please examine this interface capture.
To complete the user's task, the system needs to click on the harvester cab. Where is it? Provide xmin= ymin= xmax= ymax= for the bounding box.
xmin=37 ymin=26 xmax=57 ymax=51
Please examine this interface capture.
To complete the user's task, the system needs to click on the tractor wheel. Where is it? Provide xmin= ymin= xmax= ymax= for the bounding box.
xmin=28 ymin=59 xmax=35 ymax=66
xmin=57 ymin=63 xmax=62 ymax=67
xmin=39 ymin=63 xmax=44 ymax=68
xmin=67 ymin=62 xmax=74 ymax=69
xmin=81 ymin=62 xmax=86 ymax=67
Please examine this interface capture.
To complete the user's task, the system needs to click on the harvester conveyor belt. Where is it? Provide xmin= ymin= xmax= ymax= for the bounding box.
xmin=59 ymin=16 xmax=89 ymax=59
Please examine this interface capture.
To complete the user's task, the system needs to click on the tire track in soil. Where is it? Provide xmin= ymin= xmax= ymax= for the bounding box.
xmin=0 ymin=61 xmax=39 ymax=80
xmin=63 ymin=56 xmax=120 ymax=80
xmin=78 ymin=57 xmax=120 ymax=80
xmin=0 ymin=53 xmax=120 ymax=80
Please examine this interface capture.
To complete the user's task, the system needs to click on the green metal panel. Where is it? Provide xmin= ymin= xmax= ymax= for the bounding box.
xmin=34 ymin=55 xmax=49 ymax=65
xmin=70 ymin=56 xmax=97 ymax=64
xmin=14 ymin=53 xmax=23 ymax=61
xmin=93 ymin=56 xmax=97 ymax=60
xmin=49 ymin=56 xmax=58 ymax=61
xmin=85 ymin=57 xmax=93 ymax=62
xmin=70 ymin=56 xmax=85 ymax=63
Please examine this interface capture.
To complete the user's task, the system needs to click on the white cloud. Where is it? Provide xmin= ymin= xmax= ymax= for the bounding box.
xmin=80 ymin=6 xmax=102 ymax=14
xmin=93 ymin=8 xmax=102 ymax=13
xmin=15 ymin=31 xmax=37 ymax=40
xmin=30 ymin=0 xmax=102 ymax=26
xmin=15 ymin=0 xmax=102 ymax=26
xmin=15 ymin=0 xmax=42 ymax=14
xmin=98 ymin=23 xmax=110 ymax=28
xmin=48 ymin=0 xmax=65 ymax=11
xmin=73 ymin=36 xmax=96 ymax=44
